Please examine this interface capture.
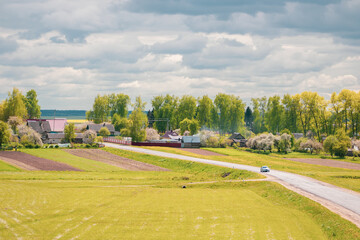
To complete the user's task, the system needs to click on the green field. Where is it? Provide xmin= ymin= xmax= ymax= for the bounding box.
xmin=0 ymin=148 xmax=359 ymax=239
xmin=144 ymin=147 xmax=360 ymax=193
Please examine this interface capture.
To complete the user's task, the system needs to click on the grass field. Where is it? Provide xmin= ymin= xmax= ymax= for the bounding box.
xmin=0 ymin=148 xmax=359 ymax=239
xmin=144 ymin=147 xmax=360 ymax=193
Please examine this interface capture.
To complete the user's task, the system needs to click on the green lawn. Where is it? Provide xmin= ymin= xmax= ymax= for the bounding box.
xmin=0 ymin=159 xmax=20 ymax=172
xmin=0 ymin=148 xmax=359 ymax=239
xmin=142 ymin=147 xmax=360 ymax=192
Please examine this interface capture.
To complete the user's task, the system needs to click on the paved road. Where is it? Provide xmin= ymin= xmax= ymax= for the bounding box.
xmin=105 ymin=143 xmax=360 ymax=225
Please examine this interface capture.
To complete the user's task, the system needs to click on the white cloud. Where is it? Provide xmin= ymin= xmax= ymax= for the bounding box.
xmin=0 ymin=0 xmax=359 ymax=109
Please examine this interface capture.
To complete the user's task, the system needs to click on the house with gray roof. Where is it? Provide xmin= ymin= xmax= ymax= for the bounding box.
xmin=87 ymin=123 xmax=115 ymax=135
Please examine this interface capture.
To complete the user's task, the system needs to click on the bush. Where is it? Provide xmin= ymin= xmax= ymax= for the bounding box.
xmin=99 ymin=127 xmax=110 ymax=137
xmin=323 ymin=135 xmax=338 ymax=157
xmin=146 ymin=128 xmax=160 ymax=141
xmin=55 ymin=145 xmax=59 ymax=148
xmin=299 ymin=139 xmax=323 ymax=154
xmin=83 ymin=130 xmax=97 ymax=144
xmin=334 ymin=140 xmax=349 ymax=158
xmin=206 ymin=136 xmax=219 ymax=148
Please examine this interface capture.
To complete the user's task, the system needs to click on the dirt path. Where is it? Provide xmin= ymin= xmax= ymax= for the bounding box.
xmin=285 ymin=158 xmax=360 ymax=170
xmin=181 ymin=148 xmax=225 ymax=156
xmin=64 ymin=149 xmax=169 ymax=171
xmin=0 ymin=151 xmax=81 ymax=171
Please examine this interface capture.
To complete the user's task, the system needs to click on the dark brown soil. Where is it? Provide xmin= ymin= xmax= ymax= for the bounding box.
xmin=64 ymin=149 xmax=169 ymax=171
xmin=181 ymin=148 xmax=225 ymax=156
xmin=0 ymin=151 xmax=81 ymax=171
xmin=285 ymin=158 xmax=360 ymax=170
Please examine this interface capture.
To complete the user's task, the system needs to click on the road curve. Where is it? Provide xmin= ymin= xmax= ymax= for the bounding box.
xmin=104 ymin=143 xmax=360 ymax=226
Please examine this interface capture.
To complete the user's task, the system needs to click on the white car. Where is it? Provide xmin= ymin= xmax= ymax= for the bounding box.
xmin=260 ymin=166 xmax=270 ymax=172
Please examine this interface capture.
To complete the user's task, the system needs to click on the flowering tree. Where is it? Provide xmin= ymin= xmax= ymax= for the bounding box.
xmin=146 ymin=128 xmax=160 ymax=141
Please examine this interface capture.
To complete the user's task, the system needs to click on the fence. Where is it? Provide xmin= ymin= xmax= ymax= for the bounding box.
xmin=131 ymin=142 xmax=181 ymax=148
xmin=103 ymin=137 xmax=132 ymax=145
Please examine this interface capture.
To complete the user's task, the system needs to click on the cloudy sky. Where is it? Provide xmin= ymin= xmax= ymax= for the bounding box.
xmin=0 ymin=0 xmax=359 ymax=110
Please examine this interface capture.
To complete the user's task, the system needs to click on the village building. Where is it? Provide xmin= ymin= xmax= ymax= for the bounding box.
xmin=86 ymin=123 xmax=116 ymax=136
xmin=228 ymin=132 xmax=247 ymax=147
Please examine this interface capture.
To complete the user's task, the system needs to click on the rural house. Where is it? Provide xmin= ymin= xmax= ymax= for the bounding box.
xmin=87 ymin=123 xmax=115 ymax=136
xmin=228 ymin=132 xmax=247 ymax=147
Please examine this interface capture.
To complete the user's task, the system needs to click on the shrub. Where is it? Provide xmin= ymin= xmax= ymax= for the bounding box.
xmin=18 ymin=125 xmax=43 ymax=146
xmin=99 ymin=127 xmax=110 ymax=137
xmin=323 ymin=135 xmax=338 ymax=157
xmin=146 ymin=128 xmax=160 ymax=141
xmin=334 ymin=140 xmax=349 ymax=158
xmin=300 ymin=139 xmax=323 ymax=154
xmin=83 ymin=130 xmax=97 ymax=144
xmin=206 ymin=136 xmax=219 ymax=148
xmin=294 ymin=137 xmax=307 ymax=152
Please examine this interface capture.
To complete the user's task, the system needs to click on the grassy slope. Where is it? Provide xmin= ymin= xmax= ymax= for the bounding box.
xmin=0 ymin=159 xmax=20 ymax=171
xmin=144 ymin=147 xmax=360 ymax=192
xmin=269 ymin=151 xmax=360 ymax=164
xmin=1 ymin=180 xmax=359 ymax=239
xmin=0 ymin=148 xmax=359 ymax=239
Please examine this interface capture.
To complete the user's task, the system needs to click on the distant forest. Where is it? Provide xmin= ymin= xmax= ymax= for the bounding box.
xmin=41 ymin=110 xmax=86 ymax=119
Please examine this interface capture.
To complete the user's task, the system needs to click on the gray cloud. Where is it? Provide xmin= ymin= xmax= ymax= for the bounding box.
xmin=0 ymin=0 xmax=359 ymax=110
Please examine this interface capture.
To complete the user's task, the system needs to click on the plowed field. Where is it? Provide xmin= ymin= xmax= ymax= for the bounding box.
xmin=64 ymin=149 xmax=168 ymax=171
xmin=0 ymin=151 xmax=81 ymax=171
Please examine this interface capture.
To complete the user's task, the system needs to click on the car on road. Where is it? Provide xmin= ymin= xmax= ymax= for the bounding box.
xmin=260 ymin=166 xmax=270 ymax=172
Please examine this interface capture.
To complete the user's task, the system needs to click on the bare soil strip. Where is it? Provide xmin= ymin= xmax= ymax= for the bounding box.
xmin=285 ymin=158 xmax=360 ymax=170
xmin=181 ymin=148 xmax=225 ymax=156
xmin=0 ymin=151 xmax=81 ymax=171
xmin=64 ymin=149 xmax=169 ymax=171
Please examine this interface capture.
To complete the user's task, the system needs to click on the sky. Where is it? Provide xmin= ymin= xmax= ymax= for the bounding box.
xmin=0 ymin=0 xmax=359 ymax=110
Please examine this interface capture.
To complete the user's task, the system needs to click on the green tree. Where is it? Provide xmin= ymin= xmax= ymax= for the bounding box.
xmin=197 ymin=95 xmax=213 ymax=129
xmin=323 ymin=135 xmax=338 ymax=157
xmin=64 ymin=123 xmax=76 ymax=143
xmin=265 ymin=95 xmax=283 ymax=134
xmin=92 ymin=94 xmax=110 ymax=124
xmin=282 ymin=94 xmax=298 ymax=133
xmin=99 ymin=127 xmax=110 ymax=137
xmin=152 ymin=95 xmax=178 ymax=132
xmin=244 ymin=106 xmax=253 ymax=130
xmin=108 ymin=93 xmax=130 ymax=118
xmin=189 ymin=119 xmax=200 ymax=135
xmin=180 ymin=118 xmax=192 ymax=135
xmin=214 ymin=93 xmax=245 ymax=134
xmin=0 ymin=101 xmax=5 ymax=121
xmin=251 ymin=98 xmax=261 ymax=134
xmin=129 ymin=96 xmax=148 ymax=142
xmin=177 ymin=95 xmax=197 ymax=122
xmin=0 ymin=121 xmax=11 ymax=148
xmin=3 ymin=88 xmax=27 ymax=121
xmin=24 ymin=89 xmax=41 ymax=119
xmin=7 ymin=116 xmax=22 ymax=134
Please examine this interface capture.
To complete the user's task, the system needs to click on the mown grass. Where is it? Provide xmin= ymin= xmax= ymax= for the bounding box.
xmin=104 ymin=147 xmax=263 ymax=182
xmin=0 ymin=148 xmax=359 ymax=239
xmin=0 ymin=158 xmax=20 ymax=172
xmin=268 ymin=150 xmax=360 ymax=164
xmin=143 ymin=147 xmax=360 ymax=192
xmin=1 ymin=179 xmax=360 ymax=239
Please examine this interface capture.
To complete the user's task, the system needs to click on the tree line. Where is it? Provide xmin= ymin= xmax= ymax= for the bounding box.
xmin=246 ymin=90 xmax=360 ymax=140
xmin=0 ymin=88 xmax=41 ymax=122
xmin=87 ymin=93 xmax=246 ymax=136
